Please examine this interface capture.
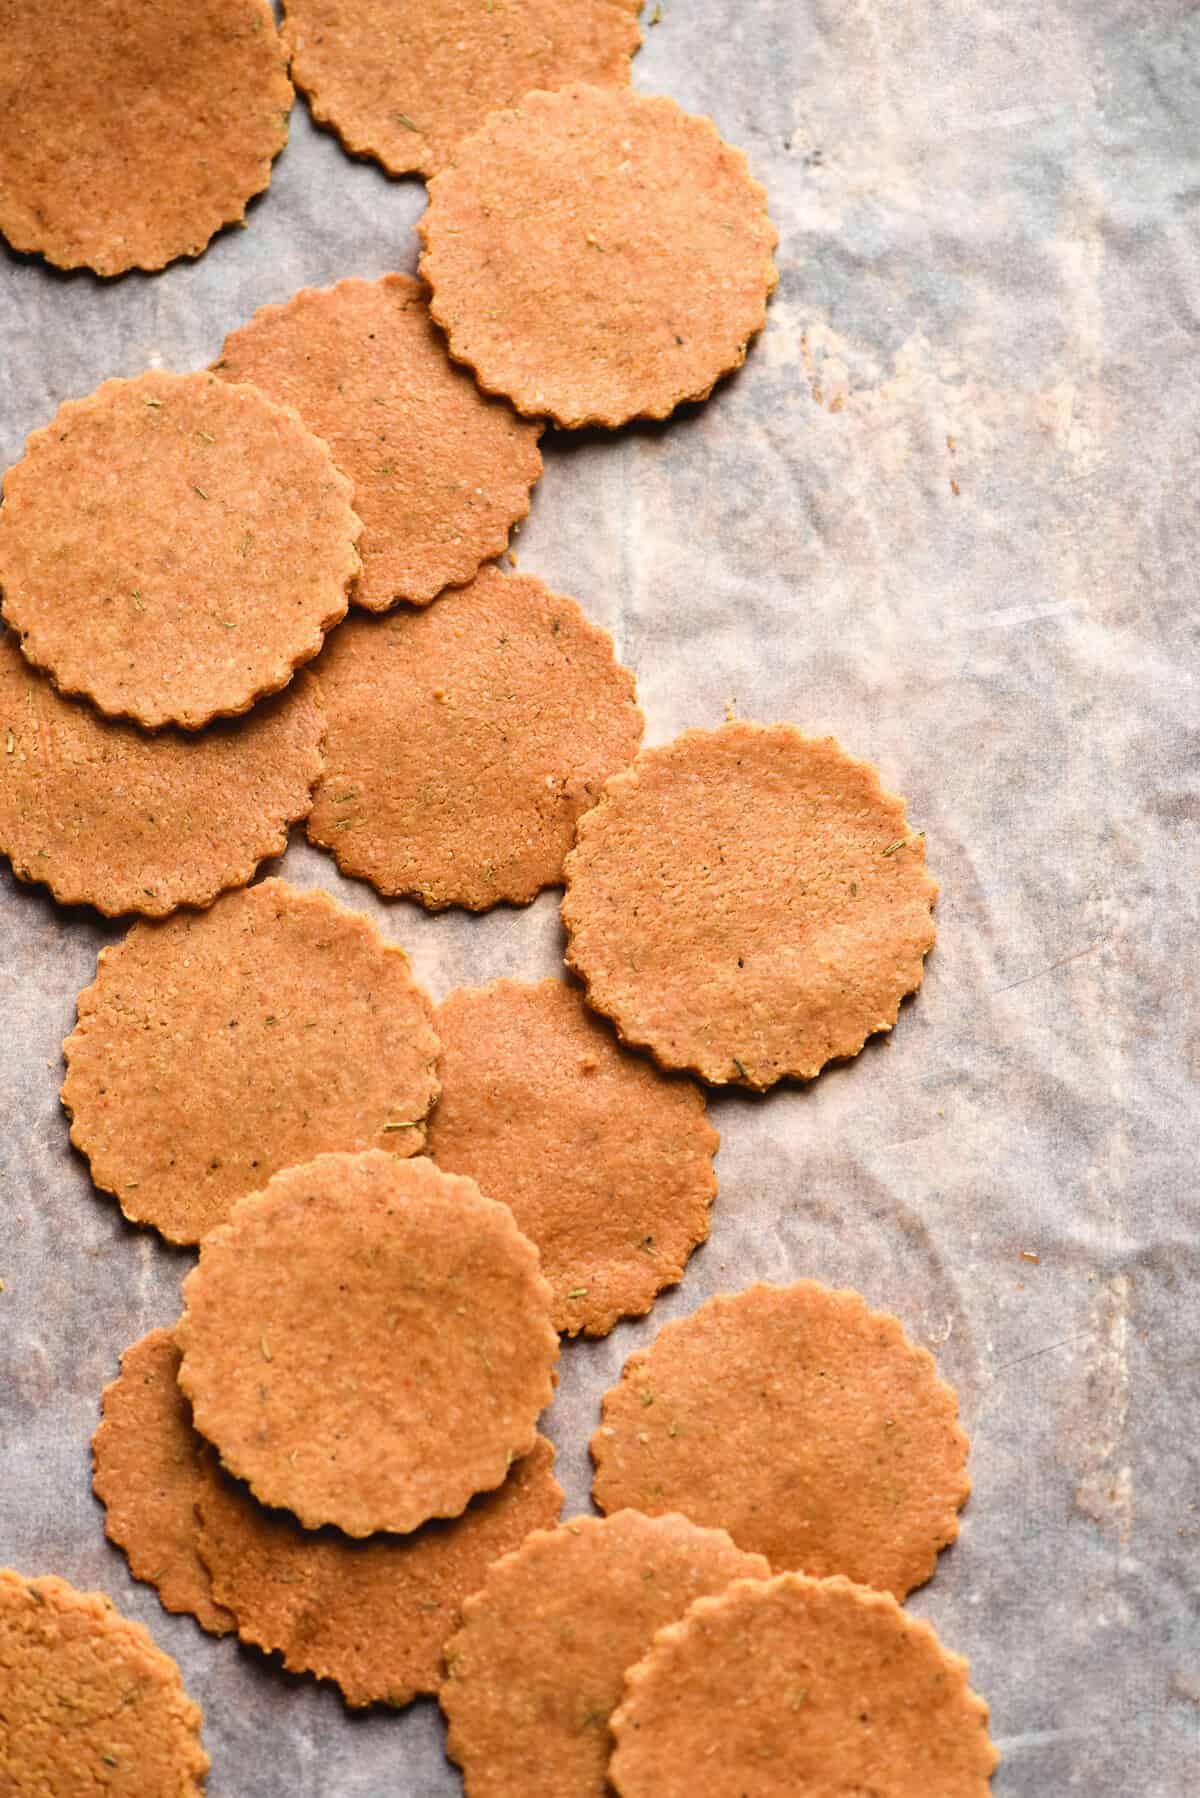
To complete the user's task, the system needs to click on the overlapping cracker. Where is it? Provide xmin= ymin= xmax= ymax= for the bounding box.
xmin=590 ymin=1281 xmax=971 ymax=1599
xmin=216 ymin=276 xmax=543 ymax=610
xmin=0 ymin=0 xmax=292 ymax=275
xmin=0 ymin=372 xmax=360 ymax=731
xmin=176 ymin=1152 xmax=559 ymax=1536
xmin=562 ymin=721 xmax=938 ymax=1088
xmin=306 ymin=567 xmax=643 ymax=909
xmin=418 ymin=85 xmax=778 ymax=428
xmin=609 ymin=1573 xmax=999 ymax=1795
xmin=61 ymin=878 xmax=440 ymax=1244
xmin=427 ymin=978 xmax=717 ymax=1334
xmin=282 ymin=0 xmax=641 ymax=178
xmin=0 ymin=638 xmax=324 ymax=916
xmin=0 ymin=1569 xmax=209 ymax=1793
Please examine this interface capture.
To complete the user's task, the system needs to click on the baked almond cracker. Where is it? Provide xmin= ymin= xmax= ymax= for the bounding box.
xmin=307 ymin=567 xmax=642 ymax=909
xmin=562 ymin=721 xmax=938 ymax=1088
xmin=61 ymin=878 xmax=440 ymax=1244
xmin=591 ymin=1281 xmax=970 ymax=1600
xmin=441 ymin=1510 xmax=767 ymax=1798
xmin=0 ymin=636 xmax=324 ymax=916
xmin=0 ymin=1569 xmax=209 ymax=1794
xmin=282 ymin=0 xmax=641 ymax=179
xmin=418 ymin=85 xmax=778 ymax=428
xmin=195 ymin=1436 xmax=562 ymax=1707
xmin=428 ymin=977 xmax=717 ymax=1335
xmin=176 ymin=1151 xmax=559 ymax=1536
xmin=216 ymin=276 xmax=544 ymax=610
xmin=0 ymin=0 xmax=291 ymax=275
xmin=92 ymin=1329 xmax=234 ymax=1636
xmin=609 ymin=1573 xmax=999 ymax=1797
xmin=0 ymin=371 xmax=360 ymax=730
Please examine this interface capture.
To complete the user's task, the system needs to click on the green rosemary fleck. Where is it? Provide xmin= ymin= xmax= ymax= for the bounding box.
xmin=882 ymin=838 xmax=906 ymax=856
xmin=732 ymin=1056 xmax=749 ymax=1080
xmin=394 ymin=112 xmax=420 ymax=132
xmin=566 ymin=1287 xmax=588 ymax=1299
xmin=193 ymin=484 xmax=209 ymax=500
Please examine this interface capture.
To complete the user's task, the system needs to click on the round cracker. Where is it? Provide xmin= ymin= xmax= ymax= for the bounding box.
xmin=418 ymin=85 xmax=778 ymax=429
xmin=590 ymin=1281 xmax=971 ymax=1600
xmin=0 ymin=635 xmax=324 ymax=917
xmin=92 ymin=1329 xmax=234 ymax=1637
xmin=0 ymin=0 xmax=291 ymax=276
xmin=306 ymin=567 xmax=643 ymax=909
xmin=176 ymin=1151 xmax=559 ymax=1536
xmin=61 ymin=878 xmax=440 ymax=1245
xmin=0 ymin=1569 xmax=209 ymax=1794
xmin=440 ymin=1509 xmax=769 ymax=1798
xmin=609 ymin=1573 xmax=999 ymax=1797
xmin=562 ymin=721 xmax=938 ymax=1088
xmin=281 ymin=0 xmax=641 ymax=179
xmin=0 ymin=371 xmax=361 ymax=731
xmin=194 ymin=1436 xmax=562 ymax=1708
xmin=427 ymin=977 xmax=717 ymax=1335
xmin=216 ymin=276 xmax=544 ymax=611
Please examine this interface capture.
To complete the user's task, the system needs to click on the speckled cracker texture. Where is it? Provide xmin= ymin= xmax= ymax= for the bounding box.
xmin=440 ymin=1509 xmax=769 ymax=1798
xmin=281 ymin=0 xmax=640 ymax=178
xmin=418 ymin=84 xmax=778 ymax=428
xmin=216 ymin=276 xmax=543 ymax=609
xmin=0 ymin=0 xmax=292 ymax=275
xmin=0 ymin=1568 xmax=210 ymax=1793
xmin=609 ymin=1573 xmax=999 ymax=1796
xmin=176 ymin=1151 xmax=559 ymax=1536
xmin=195 ymin=1437 xmax=562 ymax=1708
xmin=0 ymin=637 xmax=324 ymax=916
xmin=562 ymin=721 xmax=938 ymax=1087
xmin=427 ymin=978 xmax=717 ymax=1335
xmin=92 ymin=1329 xmax=234 ymax=1636
xmin=0 ymin=371 xmax=361 ymax=730
xmin=60 ymin=878 xmax=440 ymax=1244
xmin=590 ymin=1281 xmax=971 ymax=1599
xmin=306 ymin=566 xmax=643 ymax=908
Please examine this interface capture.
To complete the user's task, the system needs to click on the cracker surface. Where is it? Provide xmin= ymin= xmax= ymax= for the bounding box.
xmin=562 ymin=720 xmax=938 ymax=1087
xmin=92 ymin=1329 xmax=234 ymax=1636
xmin=61 ymin=878 xmax=440 ymax=1244
xmin=216 ymin=276 xmax=543 ymax=610
xmin=590 ymin=1281 xmax=970 ymax=1598
xmin=0 ymin=371 xmax=360 ymax=730
xmin=609 ymin=1573 xmax=999 ymax=1796
xmin=0 ymin=0 xmax=292 ymax=275
xmin=440 ymin=1509 xmax=768 ymax=1798
xmin=176 ymin=1151 xmax=559 ymax=1536
xmin=418 ymin=84 xmax=778 ymax=428
xmin=195 ymin=1437 xmax=562 ymax=1707
xmin=306 ymin=567 xmax=642 ymax=909
xmin=0 ymin=1569 xmax=209 ymax=1793
xmin=428 ymin=977 xmax=717 ymax=1334
xmin=282 ymin=0 xmax=640 ymax=178
xmin=0 ymin=637 xmax=323 ymax=916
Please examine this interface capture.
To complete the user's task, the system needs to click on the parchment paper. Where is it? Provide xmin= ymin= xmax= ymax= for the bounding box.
xmin=1 ymin=4 xmax=1197 ymax=1794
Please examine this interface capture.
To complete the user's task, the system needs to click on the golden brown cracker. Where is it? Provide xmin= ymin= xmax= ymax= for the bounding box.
xmin=562 ymin=721 xmax=938 ymax=1088
xmin=590 ymin=1281 xmax=970 ymax=1599
xmin=0 ymin=0 xmax=291 ymax=276
xmin=176 ymin=1151 xmax=559 ymax=1536
xmin=0 ymin=371 xmax=361 ymax=731
xmin=418 ymin=84 xmax=778 ymax=429
xmin=427 ymin=977 xmax=717 ymax=1335
xmin=0 ymin=1569 xmax=209 ymax=1793
xmin=92 ymin=1329 xmax=233 ymax=1637
xmin=0 ymin=635 xmax=324 ymax=917
xmin=216 ymin=276 xmax=543 ymax=610
xmin=194 ymin=1437 xmax=562 ymax=1707
xmin=440 ymin=1509 xmax=769 ymax=1798
xmin=609 ymin=1573 xmax=999 ymax=1796
xmin=306 ymin=567 xmax=643 ymax=909
xmin=282 ymin=0 xmax=640 ymax=178
xmin=61 ymin=878 xmax=440 ymax=1245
